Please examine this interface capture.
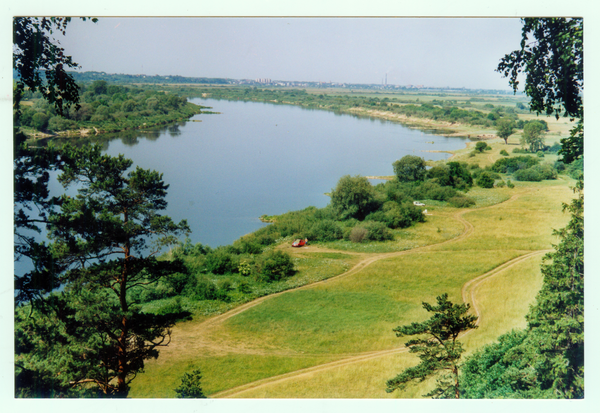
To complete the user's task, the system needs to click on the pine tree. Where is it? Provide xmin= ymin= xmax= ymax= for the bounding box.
xmin=15 ymin=145 xmax=190 ymax=397
xmin=386 ymin=294 xmax=478 ymax=398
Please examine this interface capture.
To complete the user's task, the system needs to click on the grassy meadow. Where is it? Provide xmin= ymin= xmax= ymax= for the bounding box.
xmin=128 ymin=90 xmax=578 ymax=399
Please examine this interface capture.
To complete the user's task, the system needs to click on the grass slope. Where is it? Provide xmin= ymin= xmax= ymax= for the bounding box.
xmin=128 ymin=124 xmax=576 ymax=398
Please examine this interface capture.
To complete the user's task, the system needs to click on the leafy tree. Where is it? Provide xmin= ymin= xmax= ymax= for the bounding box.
xmin=474 ymin=142 xmax=488 ymax=153
xmin=13 ymin=17 xmax=96 ymax=121
xmin=330 ymin=175 xmax=378 ymax=220
xmin=15 ymin=145 xmax=190 ymax=397
xmin=496 ymin=118 xmax=515 ymax=144
xmin=497 ymin=18 xmax=582 ymax=163
xmin=393 ymin=155 xmax=427 ymax=182
xmin=460 ymin=180 xmax=583 ymax=398
xmin=521 ymin=121 xmax=545 ymax=152
xmin=175 ymin=368 xmax=206 ymax=398
xmin=386 ymin=293 xmax=478 ymax=398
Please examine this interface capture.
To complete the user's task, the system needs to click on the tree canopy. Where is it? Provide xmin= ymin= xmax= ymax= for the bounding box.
xmin=15 ymin=145 xmax=190 ymax=397
xmin=393 ymin=155 xmax=427 ymax=182
xmin=521 ymin=121 xmax=546 ymax=153
xmin=13 ymin=17 xmax=96 ymax=119
xmin=497 ymin=18 xmax=583 ymax=163
xmin=460 ymin=180 xmax=583 ymax=398
xmin=496 ymin=118 xmax=515 ymax=145
xmin=386 ymin=293 xmax=478 ymax=398
xmin=330 ymin=175 xmax=378 ymax=221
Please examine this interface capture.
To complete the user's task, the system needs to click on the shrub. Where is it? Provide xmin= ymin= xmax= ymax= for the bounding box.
xmin=259 ymin=250 xmax=295 ymax=282
xmin=500 ymin=149 xmax=509 ymax=156
xmin=490 ymin=156 xmax=539 ymax=173
xmin=448 ymin=196 xmax=476 ymax=208
xmin=496 ymin=180 xmax=506 ymax=188
xmin=475 ymin=142 xmax=488 ymax=153
xmin=205 ymin=249 xmax=236 ymax=275
xmin=238 ymin=260 xmax=253 ymax=277
xmin=363 ymin=221 xmax=394 ymax=241
xmin=349 ymin=226 xmax=368 ymax=243
xmin=175 ymin=369 xmax=206 ymax=398
xmin=536 ymin=151 xmax=545 ymax=157
xmin=513 ymin=167 xmax=542 ymax=181
xmin=306 ymin=219 xmax=343 ymax=241
xmin=393 ymin=155 xmax=427 ymax=182
xmin=507 ymin=180 xmax=515 ymax=188
xmin=237 ymin=280 xmax=252 ymax=294
xmin=193 ymin=277 xmax=218 ymax=300
xmin=477 ymin=172 xmax=495 ymax=188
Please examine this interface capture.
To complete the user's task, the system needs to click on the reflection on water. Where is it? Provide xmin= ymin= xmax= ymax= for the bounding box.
xmin=39 ymin=99 xmax=470 ymax=248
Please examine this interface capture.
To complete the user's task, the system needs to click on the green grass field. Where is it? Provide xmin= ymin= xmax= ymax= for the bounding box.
xmin=128 ymin=95 xmax=578 ymax=399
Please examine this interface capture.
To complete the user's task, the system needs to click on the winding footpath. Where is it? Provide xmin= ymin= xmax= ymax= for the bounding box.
xmin=169 ymin=190 xmax=547 ymax=398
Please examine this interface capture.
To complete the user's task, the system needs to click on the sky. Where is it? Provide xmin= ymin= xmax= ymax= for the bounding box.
xmin=56 ymin=17 xmax=525 ymax=90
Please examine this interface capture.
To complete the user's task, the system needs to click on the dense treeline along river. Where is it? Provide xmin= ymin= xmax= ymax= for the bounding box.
xmin=64 ymin=98 xmax=471 ymax=248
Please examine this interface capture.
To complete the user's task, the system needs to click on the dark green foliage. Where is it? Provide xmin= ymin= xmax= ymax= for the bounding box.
xmin=175 ymin=368 xmax=206 ymax=398
xmin=386 ymin=294 xmax=478 ymax=398
xmin=361 ymin=221 xmax=394 ymax=241
xmin=447 ymin=162 xmax=473 ymax=190
xmin=205 ymin=249 xmax=236 ymax=275
xmin=427 ymin=162 xmax=472 ymax=191
xmin=476 ymin=172 xmax=495 ymax=188
xmin=460 ymin=181 xmax=583 ymax=398
xmin=474 ymin=142 xmax=488 ymax=153
xmin=258 ymin=250 xmax=295 ymax=282
xmin=500 ymin=149 xmax=509 ymax=156
xmin=513 ymin=164 xmax=557 ymax=182
xmin=15 ymin=145 xmax=190 ymax=397
xmin=460 ymin=330 xmax=547 ymax=398
xmin=565 ymin=158 xmax=583 ymax=179
xmin=393 ymin=155 xmax=427 ymax=182
xmin=306 ymin=219 xmax=344 ymax=241
xmin=521 ymin=121 xmax=546 ymax=153
xmin=13 ymin=18 xmax=93 ymax=119
xmin=426 ymin=165 xmax=452 ymax=186
xmin=496 ymin=118 xmax=515 ymax=144
xmin=193 ymin=277 xmax=218 ymax=301
xmin=448 ymin=196 xmax=475 ymax=208
xmin=330 ymin=175 xmax=379 ymax=220
xmin=490 ymin=155 xmax=540 ymax=173
xmin=497 ymin=18 xmax=582 ymax=163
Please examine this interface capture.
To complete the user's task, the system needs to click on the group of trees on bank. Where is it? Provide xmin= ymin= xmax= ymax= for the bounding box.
xmin=16 ymin=79 xmax=203 ymax=135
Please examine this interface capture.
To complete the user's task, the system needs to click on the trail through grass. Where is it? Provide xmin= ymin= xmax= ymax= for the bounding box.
xmin=129 ymin=173 xmax=575 ymax=399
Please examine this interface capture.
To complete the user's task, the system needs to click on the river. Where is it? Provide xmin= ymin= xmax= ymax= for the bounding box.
xmin=51 ymin=98 xmax=470 ymax=248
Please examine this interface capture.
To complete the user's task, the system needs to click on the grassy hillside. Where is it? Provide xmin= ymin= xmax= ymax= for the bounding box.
xmin=129 ymin=173 xmax=575 ymax=398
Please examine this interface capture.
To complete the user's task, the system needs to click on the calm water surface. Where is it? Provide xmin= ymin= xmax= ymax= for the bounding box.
xmin=99 ymin=98 xmax=470 ymax=247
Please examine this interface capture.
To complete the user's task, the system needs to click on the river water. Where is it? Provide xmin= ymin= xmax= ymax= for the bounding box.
xmin=49 ymin=98 xmax=470 ymax=248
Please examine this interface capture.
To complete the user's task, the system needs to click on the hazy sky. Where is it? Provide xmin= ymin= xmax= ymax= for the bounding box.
xmin=57 ymin=17 xmax=525 ymax=90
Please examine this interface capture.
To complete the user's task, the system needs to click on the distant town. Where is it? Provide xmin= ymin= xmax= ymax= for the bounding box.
xmin=69 ymin=71 xmax=521 ymax=95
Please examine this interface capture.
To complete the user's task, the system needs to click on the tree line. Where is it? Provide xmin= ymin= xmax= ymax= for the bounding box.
xmin=16 ymin=79 xmax=203 ymax=135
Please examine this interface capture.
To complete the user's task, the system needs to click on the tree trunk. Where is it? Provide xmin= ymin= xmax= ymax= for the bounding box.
xmin=116 ymin=240 xmax=130 ymax=397
xmin=453 ymin=365 xmax=460 ymax=399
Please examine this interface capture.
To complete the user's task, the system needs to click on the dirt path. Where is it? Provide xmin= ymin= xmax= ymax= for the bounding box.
xmin=164 ymin=191 xmax=533 ymax=363
xmin=211 ymin=245 xmax=547 ymax=398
